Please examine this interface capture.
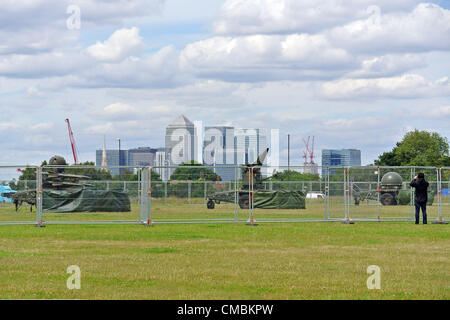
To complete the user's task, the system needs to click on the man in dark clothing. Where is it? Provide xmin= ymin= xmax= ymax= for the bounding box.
xmin=410 ymin=173 xmax=429 ymax=224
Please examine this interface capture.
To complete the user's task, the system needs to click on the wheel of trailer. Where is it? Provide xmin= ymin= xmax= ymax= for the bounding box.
xmin=207 ymin=199 xmax=215 ymax=209
xmin=238 ymin=194 xmax=250 ymax=209
xmin=380 ymin=193 xmax=396 ymax=206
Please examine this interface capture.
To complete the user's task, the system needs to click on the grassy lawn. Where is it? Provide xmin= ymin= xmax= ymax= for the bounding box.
xmin=0 ymin=200 xmax=448 ymax=300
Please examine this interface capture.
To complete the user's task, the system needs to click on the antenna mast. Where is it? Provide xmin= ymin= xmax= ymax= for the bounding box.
xmin=65 ymin=118 xmax=79 ymax=164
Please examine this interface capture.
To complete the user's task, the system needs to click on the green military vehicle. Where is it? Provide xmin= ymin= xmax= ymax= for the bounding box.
xmin=206 ymin=148 xmax=306 ymax=210
xmin=13 ymin=155 xmax=130 ymax=212
xmin=353 ymin=172 xmax=435 ymax=206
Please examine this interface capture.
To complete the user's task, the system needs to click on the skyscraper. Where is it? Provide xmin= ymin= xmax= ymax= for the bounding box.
xmin=234 ymin=128 xmax=267 ymax=165
xmin=165 ymin=115 xmax=196 ymax=177
xmin=203 ymin=126 xmax=236 ymax=181
xmin=321 ymin=149 xmax=361 ymax=176
xmin=128 ymin=147 xmax=157 ymax=167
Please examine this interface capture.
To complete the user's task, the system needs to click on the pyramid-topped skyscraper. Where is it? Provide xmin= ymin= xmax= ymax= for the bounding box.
xmin=165 ymin=115 xmax=196 ymax=169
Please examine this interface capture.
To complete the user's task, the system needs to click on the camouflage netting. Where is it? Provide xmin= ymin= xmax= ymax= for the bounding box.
xmin=253 ymin=190 xmax=306 ymax=209
xmin=397 ymin=190 xmax=435 ymax=206
xmin=43 ymin=190 xmax=131 ymax=212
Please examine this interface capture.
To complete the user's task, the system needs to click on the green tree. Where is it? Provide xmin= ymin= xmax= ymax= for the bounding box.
xmin=375 ymin=130 xmax=449 ymax=166
xmin=18 ymin=167 xmax=37 ymax=181
xmin=269 ymin=170 xmax=320 ymax=181
xmin=170 ymin=161 xmax=220 ymax=181
xmin=65 ymin=161 xmax=113 ymax=180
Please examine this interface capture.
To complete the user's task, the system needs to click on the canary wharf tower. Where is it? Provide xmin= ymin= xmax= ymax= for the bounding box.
xmin=165 ymin=115 xmax=196 ymax=169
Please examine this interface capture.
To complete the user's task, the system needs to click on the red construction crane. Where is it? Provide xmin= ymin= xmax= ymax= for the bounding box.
xmin=65 ymin=118 xmax=79 ymax=164
xmin=302 ymin=136 xmax=310 ymax=165
xmin=302 ymin=136 xmax=316 ymax=165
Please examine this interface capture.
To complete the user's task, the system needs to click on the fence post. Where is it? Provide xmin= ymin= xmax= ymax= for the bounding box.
xmin=140 ymin=168 xmax=147 ymax=223
xmin=343 ymin=167 xmax=354 ymax=224
xmin=204 ymin=181 xmax=207 ymax=205
xmin=234 ymin=166 xmax=238 ymax=222
xmin=147 ymin=167 xmax=152 ymax=226
xmin=188 ymin=181 xmax=191 ymax=205
xmin=35 ymin=166 xmax=44 ymax=227
xmin=143 ymin=167 xmax=152 ymax=226
xmin=246 ymin=167 xmax=257 ymax=226
xmin=377 ymin=167 xmax=380 ymax=222
xmin=164 ymin=181 xmax=167 ymax=205
xmin=410 ymin=167 xmax=415 ymax=221
xmin=326 ymin=167 xmax=330 ymax=220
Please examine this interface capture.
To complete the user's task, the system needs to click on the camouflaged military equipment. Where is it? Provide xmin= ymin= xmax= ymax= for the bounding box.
xmin=352 ymin=171 xmax=434 ymax=206
xmin=206 ymin=148 xmax=306 ymax=210
xmin=13 ymin=155 xmax=130 ymax=212
xmin=12 ymin=155 xmax=90 ymax=211
xmin=13 ymin=190 xmax=37 ymax=212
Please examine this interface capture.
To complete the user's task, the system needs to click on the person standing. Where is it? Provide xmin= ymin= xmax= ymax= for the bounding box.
xmin=410 ymin=173 xmax=429 ymax=224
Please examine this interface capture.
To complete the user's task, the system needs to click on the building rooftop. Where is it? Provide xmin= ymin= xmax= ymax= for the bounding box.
xmin=168 ymin=115 xmax=194 ymax=127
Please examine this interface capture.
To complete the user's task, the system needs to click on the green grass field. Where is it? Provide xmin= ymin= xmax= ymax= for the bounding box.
xmin=0 ymin=199 xmax=448 ymax=299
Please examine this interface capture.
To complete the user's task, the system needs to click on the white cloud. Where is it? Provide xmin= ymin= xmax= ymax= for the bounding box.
xmin=85 ymin=122 xmax=115 ymax=135
xmin=90 ymin=102 xmax=139 ymax=121
xmin=1 ymin=0 xmax=449 ymax=167
xmin=329 ymin=3 xmax=450 ymax=54
xmin=213 ymin=0 xmax=421 ymax=35
xmin=0 ymin=51 xmax=90 ymax=78
xmin=0 ymin=122 xmax=21 ymax=131
xmin=348 ymin=54 xmax=426 ymax=78
xmin=0 ymin=1 xmax=164 ymax=55
xmin=427 ymin=105 xmax=450 ymax=118
xmin=320 ymin=74 xmax=450 ymax=99
xmin=30 ymin=122 xmax=55 ymax=132
xmin=0 ymin=0 xmax=165 ymax=30
xmin=87 ymin=27 xmax=144 ymax=63
xmin=180 ymin=34 xmax=353 ymax=81
xmin=81 ymin=45 xmax=183 ymax=88
xmin=0 ymin=27 xmax=78 ymax=55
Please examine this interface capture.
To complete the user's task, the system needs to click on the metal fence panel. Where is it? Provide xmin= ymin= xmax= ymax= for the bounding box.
xmin=251 ymin=166 xmax=330 ymax=223
xmin=150 ymin=165 xmax=240 ymax=224
xmin=0 ymin=166 xmax=39 ymax=225
xmin=327 ymin=167 xmax=346 ymax=221
xmin=0 ymin=164 xmax=448 ymax=226
xmin=39 ymin=165 xmax=144 ymax=225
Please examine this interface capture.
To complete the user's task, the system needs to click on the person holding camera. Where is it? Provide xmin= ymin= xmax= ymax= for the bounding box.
xmin=410 ymin=173 xmax=429 ymax=224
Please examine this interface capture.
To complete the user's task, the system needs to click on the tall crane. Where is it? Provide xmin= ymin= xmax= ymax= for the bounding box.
xmin=302 ymin=136 xmax=316 ymax=165
xmin=65 ymin=118 xmax=79 ymax=164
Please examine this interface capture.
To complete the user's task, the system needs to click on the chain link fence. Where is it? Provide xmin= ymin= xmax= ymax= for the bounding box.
xmin=0 ymin=165 xmax=448 ymax=226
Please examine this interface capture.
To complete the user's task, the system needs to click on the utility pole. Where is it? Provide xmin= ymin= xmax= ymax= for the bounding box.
xmin=117 ymin=138 xmax=121 ymax=175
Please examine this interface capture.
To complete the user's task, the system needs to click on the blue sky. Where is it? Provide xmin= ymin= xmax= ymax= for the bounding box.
xmin=0 ymin=0 xmax=449 ymax=167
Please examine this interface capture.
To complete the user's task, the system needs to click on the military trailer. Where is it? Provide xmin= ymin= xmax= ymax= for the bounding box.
xmin=206 ymin=148 xmax=306 ymax=210
xmin=353 ymin=171 xmax=434 ymax=206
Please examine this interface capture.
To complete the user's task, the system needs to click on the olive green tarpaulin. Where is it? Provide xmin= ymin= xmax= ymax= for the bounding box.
xmin=43 ymin=190 xmax=131 ymax=212
xmin=397 ymin=190 xmax=436 ymax=206
xmin=253 ymin=190 xmax=306 ymax=209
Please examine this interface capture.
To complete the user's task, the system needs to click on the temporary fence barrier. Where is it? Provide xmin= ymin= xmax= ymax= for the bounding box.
xmin=0 ymin=164 xmax=448 ymax=226
xmin=0 ymin=165 xmax=39 ymax=225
